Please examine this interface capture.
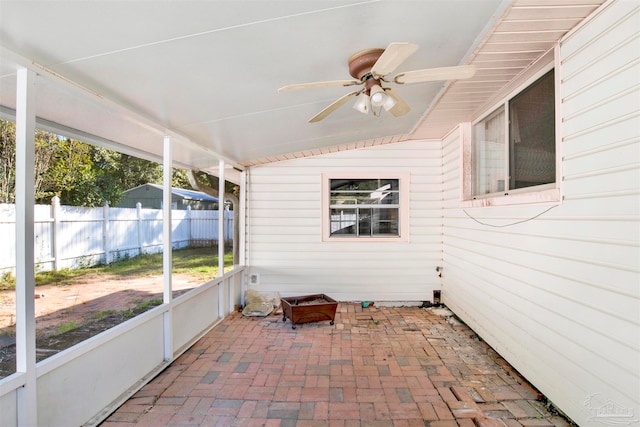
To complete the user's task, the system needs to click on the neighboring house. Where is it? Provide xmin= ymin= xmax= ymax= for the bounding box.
xmin=117 ymin=183 xmax=219 ymax=210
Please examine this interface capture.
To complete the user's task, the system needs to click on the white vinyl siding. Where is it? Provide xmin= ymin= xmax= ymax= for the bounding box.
xmin=442 ymin=2 xmax=640 ymax=427
xmin=246 ymin=140 xmax=442 ymax=302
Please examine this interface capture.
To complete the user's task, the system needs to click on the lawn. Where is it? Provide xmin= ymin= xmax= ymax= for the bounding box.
xmin=0 ymin=247 xmax=236 ymax=378
xmin=0 ymin=247 xmax=233 ymax=291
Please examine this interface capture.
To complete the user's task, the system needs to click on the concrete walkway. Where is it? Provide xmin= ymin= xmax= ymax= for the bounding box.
xmin=101 ymin=304 xmax=571 ymax=427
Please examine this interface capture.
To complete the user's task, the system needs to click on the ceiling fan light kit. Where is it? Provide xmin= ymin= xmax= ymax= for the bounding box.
xmin=369 ymin=85 xmax=386 ymax=107
xmin=381 ymin=90 xmax=397 ymax=111
xmin=352 ymin=93 xmax=370 ymax=114
xmin=365 ymin=84 xmax=396 ymax=117
xmin=278 ymin=42 xmax=476 ymax=123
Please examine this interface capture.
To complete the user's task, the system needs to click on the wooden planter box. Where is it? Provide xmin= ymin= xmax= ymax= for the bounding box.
xmin=280 ymin=294 xmax=338 ymax=329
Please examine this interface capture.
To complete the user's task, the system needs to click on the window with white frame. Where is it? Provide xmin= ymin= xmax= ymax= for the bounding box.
xmin=326 ymin=177 xmax=402 ymax=238
xmin=471 ymin=69 xmax=556 ymax=199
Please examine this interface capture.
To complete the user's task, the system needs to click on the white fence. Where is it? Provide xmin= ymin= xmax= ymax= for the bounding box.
xmin=0 ymin=197 xmax=233 ymax=273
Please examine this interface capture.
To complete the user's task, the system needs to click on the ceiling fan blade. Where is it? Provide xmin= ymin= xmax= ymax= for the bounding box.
xmin=393 ymin=65 xmax=476 ymax=84
xmin=308 ymin=91 xmax=360 ymax=123
xmin=371 ymin=42 xmax=419 ymax=77
xmin=384 ymin=88 xmax=410 ymax=117
xmin=278 ymin=79 xmax=361 ymax=92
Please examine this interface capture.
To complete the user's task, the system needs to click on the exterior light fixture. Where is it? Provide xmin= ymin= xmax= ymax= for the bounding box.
xmin=382 ymin=90 xmax=397 ymax=111
xmin=353 ymin=85 xmax=396 ymax=116
xmin=369 ymin=85 xmax=386 ymax=107
xmin=353 ymin=92 xmax=371 ymax=114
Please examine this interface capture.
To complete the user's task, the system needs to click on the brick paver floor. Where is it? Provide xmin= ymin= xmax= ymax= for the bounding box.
xmin=101 ymin=304 xmax=572 ymax=427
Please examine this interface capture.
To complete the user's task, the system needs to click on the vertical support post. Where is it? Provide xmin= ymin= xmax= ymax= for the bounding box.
xmin=162 ymin=135 xmax=173 ymax=361
xmin=103 ymin=201 xmax=110 ymax=264
xmin=239 ymin=170 xmax=247 ymax=307
xmin=504 ymin=106 xmax=511 ymax=191
xmin=229 ymin=273 xmax=235 ymax=315
xmin=218 ymin=160 xmax=225 ymax=317
xmin=187 ymin=205 xmax=192 ymax=247
xmin=51 ymin=195 xmax=60 ymax=271
xmin=459 ymin=123 xmax=472 ymax=202
xmin=15 ymin=67 xmax=37 ymax=427
xmin=136 ymin=202 xmax=143 ymax=256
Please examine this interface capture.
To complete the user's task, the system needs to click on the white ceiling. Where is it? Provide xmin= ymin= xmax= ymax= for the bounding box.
xmin=0 ymin=0 xmax=604 ymax=182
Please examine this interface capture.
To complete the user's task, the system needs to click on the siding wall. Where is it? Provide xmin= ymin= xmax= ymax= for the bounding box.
xmin=441 ymin=1 xmax=639 ymax=426
xmin=245 ymin=140 xmax=443 ymax=302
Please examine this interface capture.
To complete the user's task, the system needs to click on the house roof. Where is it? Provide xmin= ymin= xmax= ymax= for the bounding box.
xmin=0 ymin=1 xmax=605 ymax=183
xmin=123 ymin=183 xmax=218 ymax=203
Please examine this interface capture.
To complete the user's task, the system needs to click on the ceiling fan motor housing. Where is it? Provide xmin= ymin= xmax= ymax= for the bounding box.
xmin=348 ymin=48 xmax=385 ymax=94
xmin=348 ymin=48 xmax=384 ymax=80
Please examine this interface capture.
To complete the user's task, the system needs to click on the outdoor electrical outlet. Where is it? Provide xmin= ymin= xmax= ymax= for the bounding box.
xmin=433 ymin=290 xmax=441 ymax=304
xmin=249 ymin=274 xmax=260 ymax=285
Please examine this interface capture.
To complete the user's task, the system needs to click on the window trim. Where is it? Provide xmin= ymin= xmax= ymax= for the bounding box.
xmin=461 ymin=51 xmax=562 ymax=208
xmin=322 ymin=173 xmax=409 ymax=242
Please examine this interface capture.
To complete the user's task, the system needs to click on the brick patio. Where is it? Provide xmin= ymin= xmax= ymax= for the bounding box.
xmin=100 ymin=304 xmax=572 ymax=427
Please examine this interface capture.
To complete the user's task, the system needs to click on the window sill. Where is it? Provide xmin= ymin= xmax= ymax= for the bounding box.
xmin=462 ymin=188 xmax=560 ymax=208
xmin=323 ymin=235 xmax=408 ymax=243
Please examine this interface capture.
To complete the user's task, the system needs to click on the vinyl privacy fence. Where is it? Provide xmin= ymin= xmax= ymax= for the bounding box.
xmin=0 ymin=197 xmax=233 ymax=274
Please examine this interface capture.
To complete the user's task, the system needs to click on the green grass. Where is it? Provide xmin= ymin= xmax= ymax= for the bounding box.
xmin=94 ymin=309 xmax=117 ymax=321
xmin=58 ymin=321 xmax=77 ymax=334
xmin=118 ymin=298 xmax=164 ymax=318
xmin=0 ymin=247 xmax=233 ymax=291
xmin=33 ymin=268 xmax=89 ymax=288
xmin=135 ymin=298 xmax=163 ymax=311
xmin=0 ymin=272 xmax=14 ymax=291
xmin=94 ymin=298 xmax=165 ymax=320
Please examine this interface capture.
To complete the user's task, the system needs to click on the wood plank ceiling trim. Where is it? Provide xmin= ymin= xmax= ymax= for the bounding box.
xmin=410 ymin=0 xmax=606 ymax=141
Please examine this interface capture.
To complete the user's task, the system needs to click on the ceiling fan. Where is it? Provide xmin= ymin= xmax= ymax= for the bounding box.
xmin=278 ymin=42 xmax=476 ymax=123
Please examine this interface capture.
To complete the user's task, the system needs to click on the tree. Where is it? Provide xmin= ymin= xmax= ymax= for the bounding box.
xmin=1 ymin=118 xmax=241 ymax=262
xmin=0 ymin=120 xmax=16 ymax=203
xmin=71 ymin=146 xmax=123 ymax=206
xmin=36 ymin=136 xmax=94 ymax=204
xmin=0 ymin=119 xmax=187 ymax=207
xmin=0 ymin=122 xmax=73 ymax=204
xmin=187 ymin=170 xmax=240 ymax=264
